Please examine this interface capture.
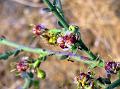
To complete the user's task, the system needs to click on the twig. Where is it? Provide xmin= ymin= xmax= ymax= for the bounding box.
xmin=43 ymin=0 xmax=69 ymax=29
xmin=0 ymin=38 xmax=98 ymax=65
xmin=43 ymin=0 xmax=101 ymax=61
xmin=106 ymin=79 xmax=120 ymax=89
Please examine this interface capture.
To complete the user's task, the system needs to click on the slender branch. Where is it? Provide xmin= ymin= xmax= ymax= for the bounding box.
xmin=78 ymin=39 xmax=97 ymax=60
xmin=22 ymin=77 xmax=32 ymax=89
xmin=0 ymin=38 xmax=98 ymax=65
xmin=53 ymin=0 xmax=65 ymax=19
xmin=106 ymin=79 xmax=120 ymax=89
xmin=43 ymin=0 xmax=103 ymax=63
xmin=43 ymin=0 xmax=69 ymax=29
xmin=21 ymin=72 xmax=33 ymax=89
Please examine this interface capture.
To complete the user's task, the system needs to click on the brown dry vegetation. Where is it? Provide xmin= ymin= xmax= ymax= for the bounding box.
xmin=0 ymin=0 xmax=120 ymax=89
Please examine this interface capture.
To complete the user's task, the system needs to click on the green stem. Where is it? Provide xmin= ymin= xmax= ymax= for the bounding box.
xmin=33 ymin=80 xmax=40 ymax=89
xmin=0 ymin=38 xmax=97 ymax=65
xmin=22 ymin=77 xmax=32 ymax=89
xmin=43 ymin=0 xmax=101 ymax=62
xmin=78 ymin=39 xmax=97 ymax=60
xmin=106 ymin=79 xmax=120 ymax=89
xmin=43 ymin=0 xmax=69 ymax=29
xmin=0 ymin=38 xmax=47 ymax=54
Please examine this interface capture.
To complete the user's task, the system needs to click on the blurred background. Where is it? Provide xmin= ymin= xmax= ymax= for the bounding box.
xmin=0 ymin=0 xmax=120 ymax=89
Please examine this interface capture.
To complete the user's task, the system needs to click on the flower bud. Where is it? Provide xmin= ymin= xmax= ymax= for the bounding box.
xmin=105 ymin=61 xmax=120 ymax=78
xmin=37 ymin=68 xmax=46 ymax=79
xmin=69 ymin=25 xmax=79 ymax=33
xmin=16 ymin=57 xmax=29 ymax=72
xmin=57 ymin=37 xmax=64 ymax=44
xmin=74 ymin=72 xmax=94 ymax=88
xmin=48 ymin=36 xmax=57 ymax=44
xmin=57 ymin=34 xmax=77 ymax=50
xmin=32 ymin=24 xmax=46 ymax=35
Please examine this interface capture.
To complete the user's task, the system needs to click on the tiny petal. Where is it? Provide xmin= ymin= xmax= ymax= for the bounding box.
xmin=59 ymin=43 xmax=68 ymax=49
xmin=36 ymin=24 xmax=45 ymax=30
xmin=48 ymin=36 xmax=57 ymax=44
xmin=32 ymin=24 xmax=46 ymax=35
xmin=16 ymin=57 xmax=29 ymax=72
xmin=74 ymin=72 xmax=95 ymax=88
xmin=65 ymin=41 xmax=72 ymax=48
xmin=57 ymin=37 xmax=64 ymax=44
xmin=105 ymin=61 xmax=120 ymax=75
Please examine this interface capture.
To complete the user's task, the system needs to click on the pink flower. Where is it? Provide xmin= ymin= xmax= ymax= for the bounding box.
xmin=57 ymin=37 xmax=64 ymax=44
xmin=73 ymin=72 xmax=94 ymax=88
xmin=32 ymin=24 xmax=46 ymax=35
xmin=16 ymin=57 xmax=29 ymax=72
xmin=57 ymin=34 xmax=77 ymax=50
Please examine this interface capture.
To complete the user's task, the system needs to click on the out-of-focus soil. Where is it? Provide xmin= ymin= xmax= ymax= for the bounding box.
xmin=0 ymin=0 xmax=120 ymax=89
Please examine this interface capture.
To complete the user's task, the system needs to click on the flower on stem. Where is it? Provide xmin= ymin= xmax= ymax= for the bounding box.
xmin=74 ymin=72 xmax=94 ymax=89
xmin=48 ymin=36 xmax=57 ymax=44
xmin=36 ymin=68 xmax=46 ymax=79
xmin=69 ymin=25 xmax=79 ymax=33
xmin=105 ymin=61 xmax=120 ymax=78
xmin=57 ymin=33 xmax=78 ymax=50
xmin=32 ymin=24 xmax=46 ymax=36
xmin=12 ymin=56 xmax=47 ymax=80
xmin=16 ymin=57 xmax=29 ymax=73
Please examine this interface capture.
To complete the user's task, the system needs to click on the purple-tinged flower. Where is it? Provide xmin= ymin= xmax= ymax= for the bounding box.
xmin=16 ymin=57 xmax=29 ymax=72
xmin=105 ymin=61 xmax=120 ymax=78
xmin=74 ymin=72 xmax=94 ymax=88
xmin=57 ymin=37 xmax=64 ymax=44
xmin=32 ymin=24 xmax=46 ymax=35
xmin=59 ymin=43 xmax=68 ymax=49
xmin=105 ymin=61 xmax=120 ymax=74
xmin=57 ymin=34 xmax=78 ymax=50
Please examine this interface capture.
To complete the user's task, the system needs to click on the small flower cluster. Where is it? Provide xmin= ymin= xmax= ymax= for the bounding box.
xmin=16 ymin=57 xmax=29 ymax=72
xmin=57 ymin=26 xmax=80 ymax=51
xmin=32 ymin=24 xmax=80 ymax=51
xmin=11 ymin=56 xmax=46 ymax=79
xmin=74 ymin=72 xmax=94 ymax=89
xmin=57 ymin=33 xmax=78 ymax=50
xmin=105 ymin=61 xmax=120 ymax=78
xmin=32 ymin=24 xmax=47 ymax=36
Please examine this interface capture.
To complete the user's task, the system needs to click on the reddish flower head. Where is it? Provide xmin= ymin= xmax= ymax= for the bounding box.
xmin=32 ymin=24 xmax=46 ymax=35
xmin=16 ymin=57 xmax=29 ymax=72
xmin=105 ymin=61 xmax=120 ymax=78
xmin=74 ymin=72 xmax=94 ymax=88
xmin=57 ymin=34 xmax=77 ymax=50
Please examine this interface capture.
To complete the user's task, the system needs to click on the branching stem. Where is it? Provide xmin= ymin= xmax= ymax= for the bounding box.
xmin=0 ymin=38 xmax=97 ymax=65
